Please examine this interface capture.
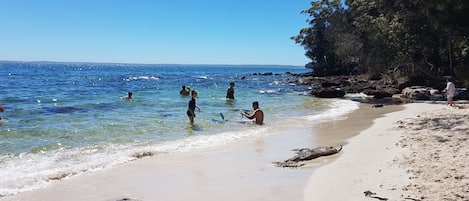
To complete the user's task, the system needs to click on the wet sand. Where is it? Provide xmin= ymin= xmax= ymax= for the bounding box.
xmin=5 ymin=103 xmax=450 ymax=201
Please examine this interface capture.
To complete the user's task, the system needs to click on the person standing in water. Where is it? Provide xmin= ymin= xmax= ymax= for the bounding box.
xmin=226 ymin=82 xmax=235 ymax=99
xmin=0 ymin=102 xmax=4 ymax=120
xmin=187 ymin=90 xmax=200 ymax=125
xmin=241 ymin=101 xmax=264 ymax=125
xmin=180 ymin=85 xmax=189 ymax=96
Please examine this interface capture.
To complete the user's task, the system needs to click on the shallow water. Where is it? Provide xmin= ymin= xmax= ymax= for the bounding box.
xmin=0 ymin=62 xmax=359 ymax=196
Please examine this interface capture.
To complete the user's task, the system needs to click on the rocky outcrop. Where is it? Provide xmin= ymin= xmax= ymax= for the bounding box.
xmin=312 ymin=88 xmax=346 ymax=98
xmin=288 ymin=75 xmax=401 ymax=99
xmin=455 ymin=89 xmax=469 ymax=100
xmin=401 ymin=86 xmax=434 ymax=100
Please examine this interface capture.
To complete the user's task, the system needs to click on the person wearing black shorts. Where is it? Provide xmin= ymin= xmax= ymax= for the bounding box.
xmin=187 ymin=90 xmax=200 ymax=125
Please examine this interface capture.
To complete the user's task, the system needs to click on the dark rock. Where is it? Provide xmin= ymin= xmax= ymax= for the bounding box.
xmin=252 ymin=72 xmax=273 ymax=76
xmin=372 ymin=90 xmax=393 ymax=99
xmin=455 ymin=89 xmax=469 ymax=100
xmin=321 ymin=81 xmax=341 ymax=88
xmin=312 ymin=88 xmax=346 ymax=98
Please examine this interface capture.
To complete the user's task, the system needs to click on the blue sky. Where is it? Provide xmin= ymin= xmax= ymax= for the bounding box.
xmin=0 ymin=1 xmax=311 ymax=66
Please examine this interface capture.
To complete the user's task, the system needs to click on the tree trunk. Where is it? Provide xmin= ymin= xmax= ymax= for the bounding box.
xmin=448 ymin=29 xmax=454 ymax=76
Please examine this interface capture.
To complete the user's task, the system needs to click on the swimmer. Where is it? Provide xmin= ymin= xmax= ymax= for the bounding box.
xmin=240 ymin=101 xmax=264 ymax=125
xmin=122 ymin=91 xmax=133 ymax=100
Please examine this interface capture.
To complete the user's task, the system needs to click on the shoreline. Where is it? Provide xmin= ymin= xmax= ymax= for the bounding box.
xmin=0 ymin=102 xmax=400 ymax=201
xmin=4 ymin=102 xmax=465 ymax=201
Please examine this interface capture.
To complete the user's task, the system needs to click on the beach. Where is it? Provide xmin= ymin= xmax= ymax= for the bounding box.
xmin=306 ymin=103 xmax=468 ymax=201
xmin=1 ymin=102 xmax=467 ymax=201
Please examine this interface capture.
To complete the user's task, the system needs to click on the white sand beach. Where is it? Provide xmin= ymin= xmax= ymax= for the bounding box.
xmin=306 ymin=103 xmax=468 ymax=201
xmin=1 ymin=102 xmax=467 ymax=201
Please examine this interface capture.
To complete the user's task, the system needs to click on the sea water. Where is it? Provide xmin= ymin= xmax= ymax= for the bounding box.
xmin=0 ymin=62 xmax=359 ymax=196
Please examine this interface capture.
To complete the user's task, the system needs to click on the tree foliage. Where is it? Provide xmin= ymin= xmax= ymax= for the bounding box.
xmin=293 ymin=0 xmax=469 ymax=87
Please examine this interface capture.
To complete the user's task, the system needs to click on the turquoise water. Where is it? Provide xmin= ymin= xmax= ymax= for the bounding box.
xmin=0 ymin=62 xmax=359 ymax=196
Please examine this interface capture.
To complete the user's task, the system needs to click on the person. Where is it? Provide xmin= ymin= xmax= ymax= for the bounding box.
xmin=187 ymin=90 xmax=200 ymax=125
xmin=445 ymin=78 xmax=456 ymax=106
xmin=240 ymin=101 xmax=264 ymax=125
xmin=122 ymin=91 xmax=133 ymax=100
xmin=0 ymin=102 xmax=3 ymax=120
xmin=180 ymin=85 xmax=189 ymax=96
xmin=226 ymin=82 xmax=235 ymax=99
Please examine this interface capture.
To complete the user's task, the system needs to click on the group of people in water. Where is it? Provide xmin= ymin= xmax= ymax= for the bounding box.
xmin=121 ymin=82 xmax=264 ymax=126
xmin=179 ymin=82 xmax=264 ymax=126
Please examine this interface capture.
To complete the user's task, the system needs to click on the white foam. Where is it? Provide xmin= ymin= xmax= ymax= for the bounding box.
xmin=0 ymin=99 xmax=360 ymax=197
xmin=302 ymin=99 xmax=360 ymax=122
xmin=153 ymin=127 xmax=268 ymax=153
xmin=0 ymin=126 xmax=269 ymax=196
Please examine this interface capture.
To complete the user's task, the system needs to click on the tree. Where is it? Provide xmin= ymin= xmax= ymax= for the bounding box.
xmin=291 ymin=0 xmax=346 ymax=76
xmin=293 ymin=0 xmax=469 ymax=88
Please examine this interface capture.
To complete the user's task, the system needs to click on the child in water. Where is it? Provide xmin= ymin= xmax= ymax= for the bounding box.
xmin=186 ymin=90 xmax=200 ymax=125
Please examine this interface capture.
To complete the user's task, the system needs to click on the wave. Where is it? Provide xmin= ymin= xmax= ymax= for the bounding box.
xmin=124 ymin=76 xmax=160 ymax=81
xmin=0 ymin=99 xmax=359 ymax=197
xmin=302 ymin=99 xmax=360 ymax=122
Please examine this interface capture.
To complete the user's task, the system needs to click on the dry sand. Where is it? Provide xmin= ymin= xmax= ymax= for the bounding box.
xmin=305 ymin=103 xmax=468 ymax=201
xmin=395 ymin=104 xmax=469 ymax=201
xmin=1 ymin=103 xmax=467 ymax=201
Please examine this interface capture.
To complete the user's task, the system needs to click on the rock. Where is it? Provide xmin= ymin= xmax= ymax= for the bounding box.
xmin=455 ymin=89 xmax=469 ymax=100
xmin=252 ymin=72 xmax=273 ymax=76
xmin=312 ymin=88 xmax=346 ymax=98
xmin=401 ymin=86 xmax=433 ymax=100
xmin=372 ymin=90 xmax=394 ymax=99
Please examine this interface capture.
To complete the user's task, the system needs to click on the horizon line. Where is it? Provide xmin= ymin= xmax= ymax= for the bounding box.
xmin=0 ymin=59 xmax=307 ymax=67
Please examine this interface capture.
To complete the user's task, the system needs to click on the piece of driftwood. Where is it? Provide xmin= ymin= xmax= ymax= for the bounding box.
xmin=364 ymin=190 xmax=389 ymax=200
xmin=114 ymin=198 xmax=141 ymax=201
xmin=273 ymin=145 xmax=343 ymax=168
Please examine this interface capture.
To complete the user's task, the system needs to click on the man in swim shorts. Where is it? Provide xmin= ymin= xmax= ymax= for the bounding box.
xmin=241 ymin=101 xmax=264 ymax=125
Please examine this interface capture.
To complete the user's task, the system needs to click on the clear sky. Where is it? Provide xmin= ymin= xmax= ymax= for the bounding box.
xmin=0 ymin=0 xmax=311 ymax=66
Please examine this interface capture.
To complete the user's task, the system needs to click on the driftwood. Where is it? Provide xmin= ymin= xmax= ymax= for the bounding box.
xmin=364 ymin=190 xmax=389 ymax=201
xmin=113 ymin=198 xmax=141 ymax=201
xmin=273 ymin=145 xmax=343 ymax=168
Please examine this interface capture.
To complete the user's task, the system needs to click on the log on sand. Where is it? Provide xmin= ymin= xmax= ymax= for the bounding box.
xmin=273 ymin=145 xmax=343 ymax=168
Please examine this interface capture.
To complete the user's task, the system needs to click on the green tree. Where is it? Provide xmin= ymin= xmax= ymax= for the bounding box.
xmin=291 ymin=0 xmax=346 ymax=76
xmin=293 ymin=0 xmax=469 ymax=88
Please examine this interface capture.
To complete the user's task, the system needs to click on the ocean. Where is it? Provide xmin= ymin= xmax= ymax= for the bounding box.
xmin=0 ymin=62 xmax=359 ymax=196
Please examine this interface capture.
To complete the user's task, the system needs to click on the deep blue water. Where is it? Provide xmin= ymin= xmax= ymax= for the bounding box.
xmin=0 ymin=62 xmax=359 ymax=196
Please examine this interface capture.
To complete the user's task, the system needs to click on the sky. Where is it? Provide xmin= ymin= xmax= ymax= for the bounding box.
xmin=0 ymin=0 xmax=311 ymax=66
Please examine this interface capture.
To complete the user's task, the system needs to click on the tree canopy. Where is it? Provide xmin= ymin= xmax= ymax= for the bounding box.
xmin=292 ymin=0 xmax=469 ymax=87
